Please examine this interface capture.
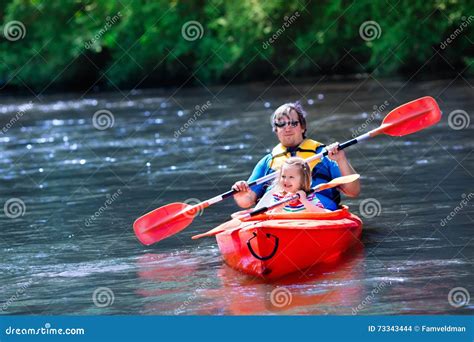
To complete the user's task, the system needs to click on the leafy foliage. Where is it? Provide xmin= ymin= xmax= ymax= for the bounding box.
xmin=0 ymin=0 xmax=472 ymax=90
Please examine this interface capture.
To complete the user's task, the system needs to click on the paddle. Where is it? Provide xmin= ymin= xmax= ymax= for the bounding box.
xmin=245 ymin=174 xmax=360 ymax=217
xmin=191 ymin=174 xmax=360 ymax=240
xmin=134 ymin=96 xmax=441 ymax=245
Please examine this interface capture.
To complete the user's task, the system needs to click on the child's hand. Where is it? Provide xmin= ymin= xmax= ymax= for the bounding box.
xmin=296 ymin=190 xmax=307 ymax=201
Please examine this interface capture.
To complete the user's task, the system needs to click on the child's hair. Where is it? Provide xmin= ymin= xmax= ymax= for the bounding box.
xmin=274 ymin=157 xmax=312 ymax=192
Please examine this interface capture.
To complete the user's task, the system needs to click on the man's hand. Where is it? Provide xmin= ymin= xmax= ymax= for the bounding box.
xmin=232 ymin=180 xmax=257 ymax=208
xmin=232 ymin=180 xmax=251 ymax=192
xmin=326 ymin=142 xmax=360 ymax=197
xmin=326 ymin=142 xmax=346 ymax=162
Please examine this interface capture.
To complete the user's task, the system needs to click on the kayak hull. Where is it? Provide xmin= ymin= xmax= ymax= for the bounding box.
xmin=215 ymin=206 xmax=363 ymax=280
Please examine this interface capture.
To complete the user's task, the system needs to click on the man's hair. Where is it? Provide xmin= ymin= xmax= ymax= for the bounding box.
xmin=270 ymin=101 xmax=308 ymax=138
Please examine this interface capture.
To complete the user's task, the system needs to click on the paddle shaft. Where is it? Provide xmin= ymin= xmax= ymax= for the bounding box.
xmin=135 ymin=97 xmax=440 ymax=245
xmin=196 ymin=132 xmax=370 ymax=207
xmin=239 ymin=173 xmax=360 ymax=218
xmin=166 ymin=106 xmax=433 ymax=220
xmin=242 ymin=185 xmax=323 ymax=218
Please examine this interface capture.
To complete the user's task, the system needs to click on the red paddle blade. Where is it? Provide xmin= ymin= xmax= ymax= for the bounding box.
xmin=382 ymin=96 xmax=441 ymax=136
xmin=133 ymin=202 xmax=194 ymax=245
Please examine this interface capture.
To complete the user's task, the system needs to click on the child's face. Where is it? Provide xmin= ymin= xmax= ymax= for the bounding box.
xmin=280 ymin=165 xmax=302 ymax=193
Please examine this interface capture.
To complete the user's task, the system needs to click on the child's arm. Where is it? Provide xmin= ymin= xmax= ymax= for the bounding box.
xmin=297 ymin=191 xmax=327 ymax=212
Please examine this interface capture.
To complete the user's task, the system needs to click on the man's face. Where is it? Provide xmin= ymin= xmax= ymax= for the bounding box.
xmin=274 ymin=109 xmax=305 ymax=147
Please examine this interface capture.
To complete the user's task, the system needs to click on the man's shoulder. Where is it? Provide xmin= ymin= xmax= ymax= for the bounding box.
xmin=257 ymin=152 xmax=273 ymax=164
xmin=304 ymin=138 xmax=326 ymax=151
xmin=250 ymin=153 xmax=273 ymax=174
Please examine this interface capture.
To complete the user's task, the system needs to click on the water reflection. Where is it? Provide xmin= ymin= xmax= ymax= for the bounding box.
xmin=135 ymin=247 xmax=365 ymax=315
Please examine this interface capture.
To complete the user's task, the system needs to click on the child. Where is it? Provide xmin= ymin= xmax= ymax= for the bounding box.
xmin=269 ymin=157 xmax=327 ymax=213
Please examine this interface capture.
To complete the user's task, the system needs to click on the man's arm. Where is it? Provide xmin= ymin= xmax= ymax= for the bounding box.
xmin=232 ymin=155 xmax=270 ymax=208
xmin=326 ymin=142 xmax=361 ymax=197
xmin=335 ymin=157 xmax=360 ymax=197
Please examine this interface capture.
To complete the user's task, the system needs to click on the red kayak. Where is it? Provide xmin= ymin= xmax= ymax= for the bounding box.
xmin=197 ymin=206 xmax=363 ymax=280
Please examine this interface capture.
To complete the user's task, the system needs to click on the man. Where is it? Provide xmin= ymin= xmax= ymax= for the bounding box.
xmin=232 ymin=102 xmax=360 ymax=210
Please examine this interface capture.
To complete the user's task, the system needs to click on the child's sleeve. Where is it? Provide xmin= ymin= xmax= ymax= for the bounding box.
xmin=308 ymin=192 xmax=325 ymax=208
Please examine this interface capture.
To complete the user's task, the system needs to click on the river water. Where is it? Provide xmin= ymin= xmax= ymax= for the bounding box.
xmin=0 ymin=78 xmax=473 ymax=315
